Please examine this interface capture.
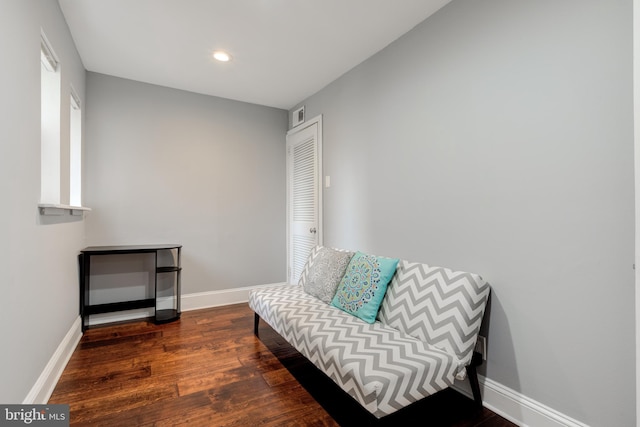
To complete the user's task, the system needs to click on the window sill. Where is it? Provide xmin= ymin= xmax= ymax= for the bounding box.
xmin=38 ymin=203 xmax=91 ymax=216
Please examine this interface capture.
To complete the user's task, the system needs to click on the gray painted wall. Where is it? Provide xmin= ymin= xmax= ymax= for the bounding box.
xmin=1 ymin=1 xmax=634 ymax=423
xmin=0 ymin=0 xmax=86 ymax=403
xmin=293 ymin=0 xmax=634 ymax=425
xmin=84 ymin=73 xmax=288 ymax=295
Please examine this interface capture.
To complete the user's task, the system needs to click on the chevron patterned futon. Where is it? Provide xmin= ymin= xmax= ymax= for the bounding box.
xmin=248 ymin=255 xmax=490 ymax=418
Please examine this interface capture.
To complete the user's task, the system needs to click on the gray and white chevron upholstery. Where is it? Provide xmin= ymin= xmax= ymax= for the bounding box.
xmin=297 ymin=245 xmax=322 ymax=287
xmin=378 ymin=261 xmax=490 ymax=379
xmin=249 ymin=284 xmax=459 ymax=418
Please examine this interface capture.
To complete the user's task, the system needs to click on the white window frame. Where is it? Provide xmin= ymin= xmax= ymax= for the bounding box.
xmin=38 ymin=30 xmax=90 ymax=216
xmin=69 ymin=87 xmax=82 ymax=207
xmin=40 ymin=31 xmax=61 ymax=205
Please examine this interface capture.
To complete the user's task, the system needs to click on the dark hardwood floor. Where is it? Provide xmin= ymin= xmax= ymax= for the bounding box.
xmin=49 ymin=304 xmax=516 ymax=426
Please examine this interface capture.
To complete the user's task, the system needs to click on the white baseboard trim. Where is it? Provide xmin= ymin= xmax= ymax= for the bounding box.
xmin=23 ymin=316 xmax=82 ymax=404
xmin=181 ymin=282 xmax=285 ymax=311
xmin=87 ymin=282 xmax=287 ymax=326
xmin=30 ymin=284 xmax=285 ymax=403
xmin=185 ymin=284 xmax=588 ymax=427
xmin=31 ymin=285 xmax=588 ymax=427
xmin=88 ymin=308 xmax=155 ymax=326
xmin=454 ymin=374 xmax=588 ymax=427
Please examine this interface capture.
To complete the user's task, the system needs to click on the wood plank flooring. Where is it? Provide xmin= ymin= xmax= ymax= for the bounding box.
xmin=49 ymin=304 xmax=516 ymax=426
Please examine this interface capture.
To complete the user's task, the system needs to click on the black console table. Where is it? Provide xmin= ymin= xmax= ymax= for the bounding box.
xmin=80 ymin=244 xmax=182 ymax=332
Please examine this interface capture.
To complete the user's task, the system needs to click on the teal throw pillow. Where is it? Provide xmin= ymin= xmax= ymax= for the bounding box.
xmin=331 ymin=251 xmax=399 ymax=323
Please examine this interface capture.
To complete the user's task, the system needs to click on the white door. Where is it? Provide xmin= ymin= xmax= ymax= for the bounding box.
xmin=287 ymin=116 xmax=322 ymax=284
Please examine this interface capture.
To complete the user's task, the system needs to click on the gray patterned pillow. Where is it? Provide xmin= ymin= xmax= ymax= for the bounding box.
xmin=303 ymin=247 xmax=354 ymax=303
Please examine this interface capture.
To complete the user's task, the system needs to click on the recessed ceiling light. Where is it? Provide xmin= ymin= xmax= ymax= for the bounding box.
xmin=213 ymin=51 xmax=232 ymax=62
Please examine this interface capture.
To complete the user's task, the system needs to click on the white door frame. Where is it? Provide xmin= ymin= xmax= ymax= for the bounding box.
xmin=286 ymin=115 xmax=323 ymax=283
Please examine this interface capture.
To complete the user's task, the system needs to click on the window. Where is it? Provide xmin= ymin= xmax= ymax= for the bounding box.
xmin=69 ymin=89 xmax=82 ymax=206
xmin=40 ymin=32 xmax=61 ymax=205
xmin=39 ymin=31 xmax=87 ymax=215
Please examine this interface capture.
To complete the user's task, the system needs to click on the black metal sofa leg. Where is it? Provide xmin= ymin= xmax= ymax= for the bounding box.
xmin=466 ymin=362 xmax=483 ymax=408
xmin=254 ymin=313 xmax=260 ymax=337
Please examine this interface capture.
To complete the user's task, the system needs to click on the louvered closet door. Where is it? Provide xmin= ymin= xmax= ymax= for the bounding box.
xmin=287 ymin=120 xmax=321 ymax=285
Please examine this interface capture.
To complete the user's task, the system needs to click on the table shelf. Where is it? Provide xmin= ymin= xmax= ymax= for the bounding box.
xmin=157 ymin=266 xmax=182 ymax=273
xmin=80 ymin=244 xmax=182 ymax=331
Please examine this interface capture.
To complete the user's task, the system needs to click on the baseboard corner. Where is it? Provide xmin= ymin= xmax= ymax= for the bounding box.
xmin=181 ymin=282 xmax=287 ymax=312
xmin=23 ymin=316 xmax=82 ymax=404
xmin=453 ymin=375 xmax=588 ymax=427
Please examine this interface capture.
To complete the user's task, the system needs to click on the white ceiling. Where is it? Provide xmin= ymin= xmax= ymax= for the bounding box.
xmin=58 ymin=0 xmax=452 ymax=110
